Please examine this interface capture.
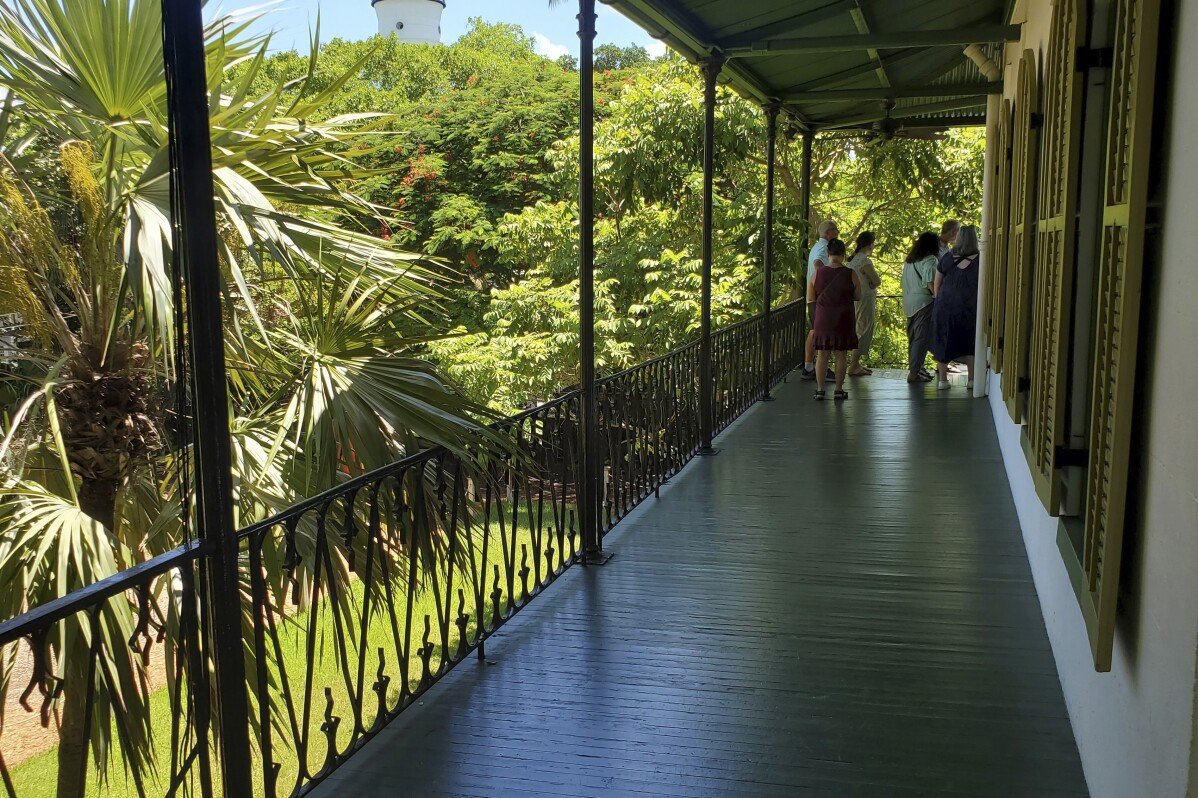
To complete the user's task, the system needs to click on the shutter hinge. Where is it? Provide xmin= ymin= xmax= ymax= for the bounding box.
xmin=1076 ymin=46 xmax=1115 ymax=72
xmin=1054 ymin=446 xmax=1090 ymax=469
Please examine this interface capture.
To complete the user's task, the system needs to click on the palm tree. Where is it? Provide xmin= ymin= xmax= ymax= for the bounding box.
xmin=0 ymin=2 xmax=501 ymax=794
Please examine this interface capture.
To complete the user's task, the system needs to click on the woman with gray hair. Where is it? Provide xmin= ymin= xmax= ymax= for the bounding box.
xmin=847 ymin=231 xmax=880 ymax=376
xmin=931 ymin=224 xmax=981 ymax=390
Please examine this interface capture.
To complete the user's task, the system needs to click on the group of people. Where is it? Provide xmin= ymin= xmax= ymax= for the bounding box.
xmin=901 ymin=220 xmax=981 ymax=389
xmin=799 ymin=218 xmax=980 ymax=400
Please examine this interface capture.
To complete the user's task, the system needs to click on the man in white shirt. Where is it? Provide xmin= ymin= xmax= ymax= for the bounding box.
xmin=801 ymin=219 xmax=838 ymax=380
xmin=938 ymin=220 xmax=960 ymax=259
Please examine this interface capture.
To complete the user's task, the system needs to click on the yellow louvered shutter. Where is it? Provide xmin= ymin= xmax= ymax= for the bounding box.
xmin=987 ymin=100 xmax=1013 ymax=373
xmin=1080 ymin=0 xmax=1160 ymax=673
xmin=1027 ymin=0 xmax=1087 ymax=513
xmin=1002 ymin=50 xmax=1040 ymax=423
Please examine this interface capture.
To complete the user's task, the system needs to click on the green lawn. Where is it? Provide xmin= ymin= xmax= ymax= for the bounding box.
xmin=8 ymin=504 xmax=572 ymax=797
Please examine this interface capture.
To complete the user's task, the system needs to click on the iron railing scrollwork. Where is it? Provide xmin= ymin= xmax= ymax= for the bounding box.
xmin=0 ymin=545 xmax=217 ymax=797
xmin=0 ymin=301 xmax=804 ymax=796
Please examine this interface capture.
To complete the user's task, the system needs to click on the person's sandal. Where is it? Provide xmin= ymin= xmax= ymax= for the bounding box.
xmin=834 ymin=389 xmax=849 ymax=401
xmin=813 ymin=390 xmax=826 ymax=401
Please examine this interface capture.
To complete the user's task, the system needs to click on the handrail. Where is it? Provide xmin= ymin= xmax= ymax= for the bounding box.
xmin=0 ymin=542 xmax=207 ymax=647
xmin=236 ymin=390 xmax=582 ymax=541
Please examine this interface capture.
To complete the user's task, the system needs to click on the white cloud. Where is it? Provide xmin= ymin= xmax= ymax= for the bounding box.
xmin=646 ymin=40 xmax=668 ymax=59
xmin=533 ymin=32 xmax=571 ymax=61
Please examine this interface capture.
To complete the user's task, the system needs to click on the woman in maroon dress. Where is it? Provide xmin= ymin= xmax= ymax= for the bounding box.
xmin=807 ymin=239 xmax=862 ymax=400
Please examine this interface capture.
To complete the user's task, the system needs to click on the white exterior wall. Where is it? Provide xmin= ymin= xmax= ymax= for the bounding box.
xmin=990 ymin=2 xmax=1198 ymax=796
xmin=373 ymin=0 xmax=444 ymax=44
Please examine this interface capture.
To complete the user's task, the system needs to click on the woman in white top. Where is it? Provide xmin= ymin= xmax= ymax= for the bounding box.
xmin=847 ymin=231 xmax=881 ymax=376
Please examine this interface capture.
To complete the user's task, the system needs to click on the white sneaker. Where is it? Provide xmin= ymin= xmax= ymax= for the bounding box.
xmin=937 ymin=380 xmax=951 ymax=390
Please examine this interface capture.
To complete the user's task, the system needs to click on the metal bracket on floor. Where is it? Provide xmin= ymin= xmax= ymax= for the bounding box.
xmin=583 ymin=549 xmax=616 ymax=566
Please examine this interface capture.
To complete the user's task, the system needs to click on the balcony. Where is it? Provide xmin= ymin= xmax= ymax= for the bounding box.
xmin=304 ymin=374 xmax=1086 ymax=797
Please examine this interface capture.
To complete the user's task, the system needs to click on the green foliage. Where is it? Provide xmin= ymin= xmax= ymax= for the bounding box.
xmin=594 ymin=43 xmax=652 ymax=72
xmin=429 ymin=277 xmax=632 ymax=414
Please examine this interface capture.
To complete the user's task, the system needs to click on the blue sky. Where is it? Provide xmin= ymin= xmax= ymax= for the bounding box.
xmin=210 ymin=1 xmax=665 ymax=58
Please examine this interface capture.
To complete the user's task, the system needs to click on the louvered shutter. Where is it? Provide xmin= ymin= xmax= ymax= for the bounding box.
xmin=1080 ymin=0 xmax=1161 ymax=673
xmin=987 ymin=100 xmax=1013 ymax=373
xmin=1002 ymin=50 xmax=1040 ymax=423
xmin=1027 ymin=0 xmax=1087 ymax=513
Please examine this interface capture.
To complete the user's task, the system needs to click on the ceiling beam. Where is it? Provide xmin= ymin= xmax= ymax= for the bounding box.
xmin=724 ymin=25 xmax=1021 ymax=56
xmin=803 ymin=96 xmax=989 ymax=128
xmin=848 ymin=2 xmax=892 ymax=91
xmin=716 ymin=0 xmax=857 ymax=49
xmin=778 ymin=47 xmax=933 ymax=93
xmin=782 ymin=82 xmax=1002 ymax=102
xmin=817 ymin=114 xmax=989 ymax=133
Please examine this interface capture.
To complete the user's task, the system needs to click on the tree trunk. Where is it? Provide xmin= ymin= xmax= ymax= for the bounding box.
xmin=55 ymin=656 xmax=91 ymax=798
xmin=58 ymin=478 xmax=115 ymax=797
xmin=77 ymin=477 xmax=117 ymax=531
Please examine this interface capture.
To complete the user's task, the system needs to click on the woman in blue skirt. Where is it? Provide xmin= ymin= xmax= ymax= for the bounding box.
xmin=931 ymin=225 xmax=981 ymax=390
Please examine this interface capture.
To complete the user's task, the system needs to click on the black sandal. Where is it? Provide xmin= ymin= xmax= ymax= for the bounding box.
xmin=834 ymin=389 xmax=849 ymax=401
xmin=813 ymin=390 xmax=826 ymax=401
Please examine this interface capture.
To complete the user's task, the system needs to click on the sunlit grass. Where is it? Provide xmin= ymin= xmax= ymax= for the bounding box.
xmin=8 ymin=505 xmax=572 ymax=797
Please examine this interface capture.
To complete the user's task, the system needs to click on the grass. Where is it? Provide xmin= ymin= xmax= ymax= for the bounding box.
xmin=7 ymin=503 xmax=571 ymax=797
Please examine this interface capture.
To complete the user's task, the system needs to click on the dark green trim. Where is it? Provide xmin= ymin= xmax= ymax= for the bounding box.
xmin=726 ymin=26 xmax=1020 ymax=56
xmin=782 ymin=83 xmax=1001 ymax=102
xmin=1056 ymin=517 xmax=1107 ymax=670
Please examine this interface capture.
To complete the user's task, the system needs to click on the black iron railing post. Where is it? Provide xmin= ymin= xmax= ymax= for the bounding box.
xmin=800 ymin=131 xmax=814 ymax=254
xmin=698 ymin=55 xmax=724 ymax=456
xmin=761 ymin=105 xmax=779 ymax=401
xmin=161 ymin=1 xmax=253 ymax=794
xmin=577 ymin=0 xmax=604 ymax=561
xmin=799 ymin=131 xmax=814 ymax=346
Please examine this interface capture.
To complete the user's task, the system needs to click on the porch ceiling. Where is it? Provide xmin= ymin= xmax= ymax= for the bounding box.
xmin=606 ymin=0 xmax=1014 ymax=132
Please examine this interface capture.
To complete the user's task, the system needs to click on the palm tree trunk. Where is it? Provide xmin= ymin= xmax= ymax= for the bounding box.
xmin=57 ymin=477 xmax=113 ymax=798
xmin=56 ymin=656 xmax=92 ymax=798
xmin=77 ymin=477 xmax=117 ymax=531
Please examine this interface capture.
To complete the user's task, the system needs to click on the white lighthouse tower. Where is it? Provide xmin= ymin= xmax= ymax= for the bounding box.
xmin=372 ymin=0 xmax=445 ymax=44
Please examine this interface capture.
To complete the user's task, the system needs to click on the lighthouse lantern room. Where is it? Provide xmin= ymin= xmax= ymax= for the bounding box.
xmin=372 ymin=0 xmax=445 ymax=44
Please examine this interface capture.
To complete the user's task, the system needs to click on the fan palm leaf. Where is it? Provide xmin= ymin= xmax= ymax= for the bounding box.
xmin=0 ymin=0 xmax=440 ymax=350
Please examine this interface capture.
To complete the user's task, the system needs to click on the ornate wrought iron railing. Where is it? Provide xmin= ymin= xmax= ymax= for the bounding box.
xmin=0 ymin=545 xmax=218 ymax=797
xmin=234 ymin=394 xmax=583 ymax=796
xmin=0 ymin=301 xmax=803 ymax=797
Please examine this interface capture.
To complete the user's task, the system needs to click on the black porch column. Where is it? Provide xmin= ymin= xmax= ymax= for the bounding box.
xmin=800 ymin=131 xmax=814 ymax=286
xmin=161 ymin=1 xmax=253 ymax=795
xmin=761 ymin=105 xmax=779 ymax=402
xmin=577 ymin=0 xmax=602 ymax=560
xmin=698 ymin=56 xmax=724 ymax=455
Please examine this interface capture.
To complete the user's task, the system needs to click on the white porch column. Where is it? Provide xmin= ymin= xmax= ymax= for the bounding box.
xmin=974 ymin=93 xmax=1001 ymax=399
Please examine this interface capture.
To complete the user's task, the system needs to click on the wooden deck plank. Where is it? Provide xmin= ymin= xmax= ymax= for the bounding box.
xmin=313 ymin=374 xmax=1088 ymax=797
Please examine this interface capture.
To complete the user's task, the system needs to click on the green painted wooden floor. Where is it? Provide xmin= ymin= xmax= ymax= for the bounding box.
xmin=313 ymin=374 xmax=1088 ymax=797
